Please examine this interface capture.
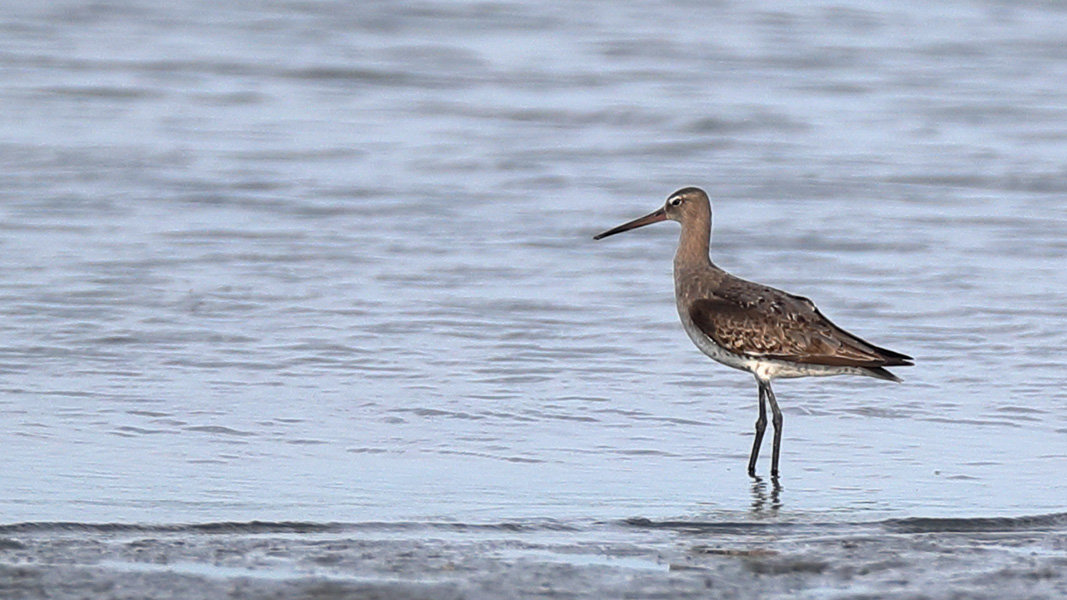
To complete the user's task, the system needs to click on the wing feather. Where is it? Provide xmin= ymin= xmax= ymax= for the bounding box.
xmin=688 ymin=286 xmax=911 ymax=368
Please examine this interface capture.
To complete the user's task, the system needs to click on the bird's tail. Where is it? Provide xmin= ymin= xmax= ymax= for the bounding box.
xmin=862 ymin=366 xmax=903 ymax=382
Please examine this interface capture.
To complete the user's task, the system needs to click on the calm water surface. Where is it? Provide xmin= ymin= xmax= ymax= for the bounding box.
xmin=2 ymin=0 xmax=1066 ymax=530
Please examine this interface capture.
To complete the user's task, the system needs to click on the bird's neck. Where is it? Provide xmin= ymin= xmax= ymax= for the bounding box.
xmin=673 ymin=218 xmax=712 ymax=271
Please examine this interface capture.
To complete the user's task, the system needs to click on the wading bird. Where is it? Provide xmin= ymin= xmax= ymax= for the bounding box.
xmin=594 ymin=187 xmax=912 ymax=478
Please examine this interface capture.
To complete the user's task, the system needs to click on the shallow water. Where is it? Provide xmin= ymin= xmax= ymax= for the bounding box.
xmin=2 ymin=0 xmax=1067 ymax=596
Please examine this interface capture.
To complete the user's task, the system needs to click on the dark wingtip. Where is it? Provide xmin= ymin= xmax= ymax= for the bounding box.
xmin=882 ymin=357 xmax=914 ymax=368
xmin=873 ymin=346 xmax=913 ymax=367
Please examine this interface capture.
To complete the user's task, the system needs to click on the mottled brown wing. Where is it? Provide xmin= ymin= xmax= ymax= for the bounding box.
xmin=688 ymin=294 xmax=895 ymax=367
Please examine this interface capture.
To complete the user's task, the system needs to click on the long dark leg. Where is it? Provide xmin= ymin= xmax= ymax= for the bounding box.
xmin=747 ymin=382 xmax=768 ymax=477
xmin=765 ymin=382 xmax=783 ymax=479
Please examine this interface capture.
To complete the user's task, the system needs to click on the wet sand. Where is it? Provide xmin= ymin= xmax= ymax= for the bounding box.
xmin=3 ymin=515 xmax=1066 ymax=599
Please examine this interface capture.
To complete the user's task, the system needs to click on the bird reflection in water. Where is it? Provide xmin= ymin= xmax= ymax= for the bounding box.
xmin=750 ymin=476 xmax=782 ymax=514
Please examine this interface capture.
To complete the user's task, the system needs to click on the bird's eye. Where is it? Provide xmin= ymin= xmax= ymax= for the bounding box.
xmin=670 ymin=197 xmax=682 ymax=207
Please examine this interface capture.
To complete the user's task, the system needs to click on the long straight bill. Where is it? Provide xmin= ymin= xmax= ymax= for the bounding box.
xmin=593 ymin=207 xmax=667 ymax=240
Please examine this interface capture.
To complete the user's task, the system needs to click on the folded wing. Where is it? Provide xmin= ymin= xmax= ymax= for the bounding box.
xmin=688 ymin=284 xmax=913 ymax=368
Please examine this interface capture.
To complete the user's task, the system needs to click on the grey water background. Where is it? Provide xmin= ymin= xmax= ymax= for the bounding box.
xmin=2 ymin=0 xmax=1067 ymax=596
